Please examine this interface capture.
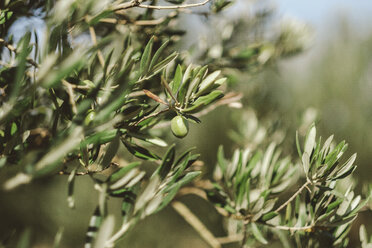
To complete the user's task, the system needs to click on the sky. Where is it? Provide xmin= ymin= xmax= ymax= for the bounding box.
xmin=271 ymin=0 xmax=372 ymax=75
xmin=276 ymin=0 xmax=372 ymax=41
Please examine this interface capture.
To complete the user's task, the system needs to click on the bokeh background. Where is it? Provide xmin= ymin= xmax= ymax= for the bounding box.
xmin=1 ymin=0 xmax=372 ymax=247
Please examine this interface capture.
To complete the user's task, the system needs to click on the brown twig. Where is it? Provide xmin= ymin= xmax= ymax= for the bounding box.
xmin=100 ymin=11 xmax=178 ymax=26
xmin=114 ymin=0 xmax=212 ymax=11
xmin=88 ymin=26 xmax=105 ymax=67
xmin=0 ymin=38 xmax=39 ymax=68
xmin=62 ymin=79 xmax=78 ymax=114
xmin=114 ymin=0 xmax=144 ymax=11
xmin=274 ymin=181 xmax=311 ymax=213
xmin=172 ymin=201 xmax=221 ymax=248
xmin=138 ymin=0 xmax=213 ymax=10
xmin=216 ymin=234 xmax=244 ymax=244
xmin=133 ymin=107 xmax=170 ymax=126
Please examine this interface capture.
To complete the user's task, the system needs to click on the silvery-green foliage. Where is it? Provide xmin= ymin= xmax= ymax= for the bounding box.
xmin=209 ymin=124 xmax=367 ymax=247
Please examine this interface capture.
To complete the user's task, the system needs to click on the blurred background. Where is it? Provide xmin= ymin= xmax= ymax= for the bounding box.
xmin=1 ymin=0 xmax=372 ymax=247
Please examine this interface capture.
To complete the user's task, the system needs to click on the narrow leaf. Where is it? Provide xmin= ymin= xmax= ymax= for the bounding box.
xmin=251 ymin=222 xmax=268 ymax=244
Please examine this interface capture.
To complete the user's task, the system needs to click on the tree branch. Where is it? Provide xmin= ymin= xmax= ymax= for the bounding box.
xmin=114 ymin=0 xmax=212 ymax=11
xmin=274 ymin=181 xmax=311 ymax=213
xmin=133 ymin=107 xmax=170 ymax=126
xmin=88 ymin=26 xmax=105 ymax=67
xmin=139 ymin=0 xmax=213 ymax=10
xmin=0 ymin=38 xmax=39 ymax=68
xmin=172 ymin=201 xmax=221 ymax=248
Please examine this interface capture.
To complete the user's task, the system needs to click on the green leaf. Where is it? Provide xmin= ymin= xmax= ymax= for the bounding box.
xmin=172 ymin=64 xmax=183 ymax=96
xmin=33 ymin=126 xmax=83 ymax=177
xmin=304 ymin=124 xmax=316 ymax=157
xmin=12 ymin=33 xmax=31 ymax=99
xmin=81 ymin=130 xmax=118 ymax=147
xmin=140 ymin=37 xmax=154 ymax=76
xmin=359 ymin=224 xmax=368 ymax=245
xmin=173 ymin=147 xmax=196 ymax=168
xmin=165 ymin=0 xmax=185 ymax=4
xmin=42 ymin=51 xmax=85 ymax=88
xmin=88 ymin=10 xmax=113 ymax=25
xmin=93 ymin=215 xmax=115 ymax=248
xmin=101 ymin=135 xmax=120 ymax=169
xmin=10 ymin=122 xmax=17 ymax=135
xmin=122 ymin=140 xmax=160 ymax=161
xmin=333 ymin=153 xmax=357 ymax=180
xmin=53 ymin=228 xmax=64 ymax=248
xmin=156 ymin=171 xmax=201 ymax=212
xmin=149 ymin=39 xmax=170 ymax=71
xmin=0 ymin=10 xmax=13 ymax=24
xmin=326 ymin=198 xmax=343 ymax=213
xmin=295 ymin=131 xmax=302 ymax=158
xmin=67 ymin=168 xmax=77 ymax=209
xmin=261 ymin=211 xmax=278 ymax=221
xmin=182 ymin=90 xmax=224 ymax=113
xmin=129 ymin=132 xmax=168 ymax=147
xmin=157 ymin=144 xmax=176 ymax=179
xmin=285 ymin=202 xmax=292 ymax=223
xmin=251 ymin=222 xmax=268 ymax=244
xmin=108 ymin=162 xmax=141 ymax=183
xmin=195 ymin=70 xmax=221 ymax=97
xmin=148 ymin=52 xmax=178 ymax=78
xmin=302 ymin=152 xmax=310 ymax=176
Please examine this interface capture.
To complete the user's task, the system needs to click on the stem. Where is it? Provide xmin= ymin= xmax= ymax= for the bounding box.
xmin=261 ymin=221 xmax=315 ymax=232
xmin=216 ymin=234 xmax=244 ymax=244
xmin=138 ymin=0 xmax=212 ymax=10
xmin=134 ymin=107 xmax=170 ymax=126
xmin=240 ymin=222 xmax=248 ymax=248
xmin=274 ymin=181 xmax=311 ymax=213
xmin=0 ymin=38 xmax=39 ymax=67
xmin=88 ymin=26 xmax=105 ymax=67
xmin=172 ymin=201 xmax=221 ymax=248
xmin=114 ymin=0 xmax=212 ymax=11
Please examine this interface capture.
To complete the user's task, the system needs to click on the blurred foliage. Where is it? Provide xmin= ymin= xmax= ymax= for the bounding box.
xmin=0 ymin=0 xmax=371 ymax=248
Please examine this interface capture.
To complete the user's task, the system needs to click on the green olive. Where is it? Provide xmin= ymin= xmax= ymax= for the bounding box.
xmin=84 ymin=110 xmax=96 ymax=126
xmin=171 ymin=116 xmax=189 ymax=138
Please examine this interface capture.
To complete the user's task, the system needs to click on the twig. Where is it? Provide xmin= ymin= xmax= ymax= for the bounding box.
xmin=216 ymin=234 xmax=244 ymax=244
xmin=0 ymin=38 xmax=39 ymax=68
xmin=88 ymin=26 xmax=105 ymax=67
xmin=114 ymin=0 xmax=212 ymax=11
xmin=59 ymin=170 xmax=90 ymax=176
xmin=274 ymin=181 xmax=311 ymax=213
xmin=100 ymin=11 xmax=178 ymax=26
xmin=172 ymin=201 xmax=221 ymax=248
xmin=139 ymin=0 xmax=213 ymax=10
xmin=133 ymin=107 xmax=170 ymax=126
xmin=62 ymin=79 xmax=77 ymax=114
xmin=261 ymin=221 xmax=317 ymax=232
xmin=161 ymin=76 xmax=178 ymax=105
xmin=176 ymin=185 xmax=245 ymax=220
xmin=114 ymin=0 xmax=145 ymax=11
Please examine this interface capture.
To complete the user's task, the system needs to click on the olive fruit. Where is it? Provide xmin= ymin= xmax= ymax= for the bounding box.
xmin=84 ymin=110 xmax=96 ymax=126
xmin=171 ymin=116 xmax=189 ymax=138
